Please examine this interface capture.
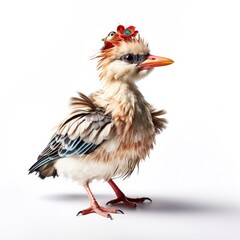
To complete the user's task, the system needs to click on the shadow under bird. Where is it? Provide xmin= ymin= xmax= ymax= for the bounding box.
xmin=29 ymin=25 xmax=174 ymax=219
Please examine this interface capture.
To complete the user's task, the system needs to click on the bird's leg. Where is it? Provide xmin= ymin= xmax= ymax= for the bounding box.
xmin=107 ymin=179 xmax=152 ymax=207
xmin=77 ymin=183 xmax=124 ymax=219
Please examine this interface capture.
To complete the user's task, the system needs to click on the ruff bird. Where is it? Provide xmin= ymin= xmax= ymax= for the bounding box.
xmin=29 ymin=25 xmax=173 ymax=219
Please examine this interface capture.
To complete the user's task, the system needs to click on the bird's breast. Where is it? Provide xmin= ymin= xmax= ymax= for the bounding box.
xmin=83 ymin=84 xmax=157 ymax=179
xmin=101 ymin=102 xmax=156 ymax=162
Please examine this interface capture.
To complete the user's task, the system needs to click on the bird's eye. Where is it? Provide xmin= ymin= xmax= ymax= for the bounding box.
xmin=108 ymin=31 xmax=116 ymax=37
xmin=120 ymin=53 xmax=136 ymax=64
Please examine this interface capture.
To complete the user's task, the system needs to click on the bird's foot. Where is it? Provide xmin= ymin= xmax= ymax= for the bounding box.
xmin=77 ymin=202 xmax=124 ymax=220
xmin=107 ymin=179 xmax=152 ymax=208
xmin=106 ymin=193 xmax=152 ymax=208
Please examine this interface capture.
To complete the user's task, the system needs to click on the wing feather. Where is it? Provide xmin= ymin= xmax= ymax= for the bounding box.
xmin=150 ymin=108 xmax=167 ymax=133
xmin=29 ymin=92 xmax=114 ymax=177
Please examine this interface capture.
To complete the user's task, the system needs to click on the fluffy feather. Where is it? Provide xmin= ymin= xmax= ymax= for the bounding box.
xmin=29 ymin=30 xmax=167 ymax=184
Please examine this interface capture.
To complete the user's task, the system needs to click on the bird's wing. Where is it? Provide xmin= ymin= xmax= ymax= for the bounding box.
xmin=150 ymin=107 xmax=168 ymax=133
xmin=29 ymin=93 xmax=114 ymax=175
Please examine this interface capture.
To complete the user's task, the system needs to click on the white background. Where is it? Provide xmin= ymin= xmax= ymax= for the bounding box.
xmin=0 ymin=0 xmax=240 ymax=239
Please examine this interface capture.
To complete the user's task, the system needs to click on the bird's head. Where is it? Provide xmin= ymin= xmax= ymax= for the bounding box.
xmin=96 ymin=25 xmax=173 ymax=84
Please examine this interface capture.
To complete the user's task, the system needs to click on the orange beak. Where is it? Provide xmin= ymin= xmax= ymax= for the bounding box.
xmin=139 ymin=54 xmax=174 ymax=70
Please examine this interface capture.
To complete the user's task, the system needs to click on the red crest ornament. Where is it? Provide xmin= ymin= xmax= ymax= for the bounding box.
xmin=102 ymin=25 xmax=138 ymax=50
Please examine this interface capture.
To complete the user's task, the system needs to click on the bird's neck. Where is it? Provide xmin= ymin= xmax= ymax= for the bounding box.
xmin=102 ymin=81 xmax=141 ymax=109
xmin=99 ymin=80 xmax=148 ymax=134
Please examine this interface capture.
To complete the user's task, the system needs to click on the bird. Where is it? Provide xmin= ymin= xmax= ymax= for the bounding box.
xmin=29 ymin=24 xmax=173 ymax=219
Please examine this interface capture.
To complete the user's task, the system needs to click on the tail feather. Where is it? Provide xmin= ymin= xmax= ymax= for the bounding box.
xmin=28 ymin=155 xmax=58 ymax=174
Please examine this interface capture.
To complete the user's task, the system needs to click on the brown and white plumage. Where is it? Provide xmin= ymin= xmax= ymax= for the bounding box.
xmin=29 ymin=25 xmax=173 ymax=219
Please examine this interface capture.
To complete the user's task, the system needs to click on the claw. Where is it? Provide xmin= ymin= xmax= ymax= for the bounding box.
xmin=145 ymin=197 xmax=152 ymax=203
xmin=107 ymin=214 xmax=113 ymax=220
xmin=76 ymin=211 xmax=82 ymax=216
xmin=117 ymin=209 xmax=124 ymax=214
xmin=106 ymin=198 xmax=121 ymax=206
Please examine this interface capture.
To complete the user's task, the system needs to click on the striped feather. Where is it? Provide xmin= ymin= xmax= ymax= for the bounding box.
xmin=29 ymin=93 xmax=114 ymax=177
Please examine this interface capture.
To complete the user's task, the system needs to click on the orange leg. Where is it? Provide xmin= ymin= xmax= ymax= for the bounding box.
xmin=77 ymin=184 xmax=123 ymax=219
xmin=107 ymin=179 xmax=152 ymax=207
